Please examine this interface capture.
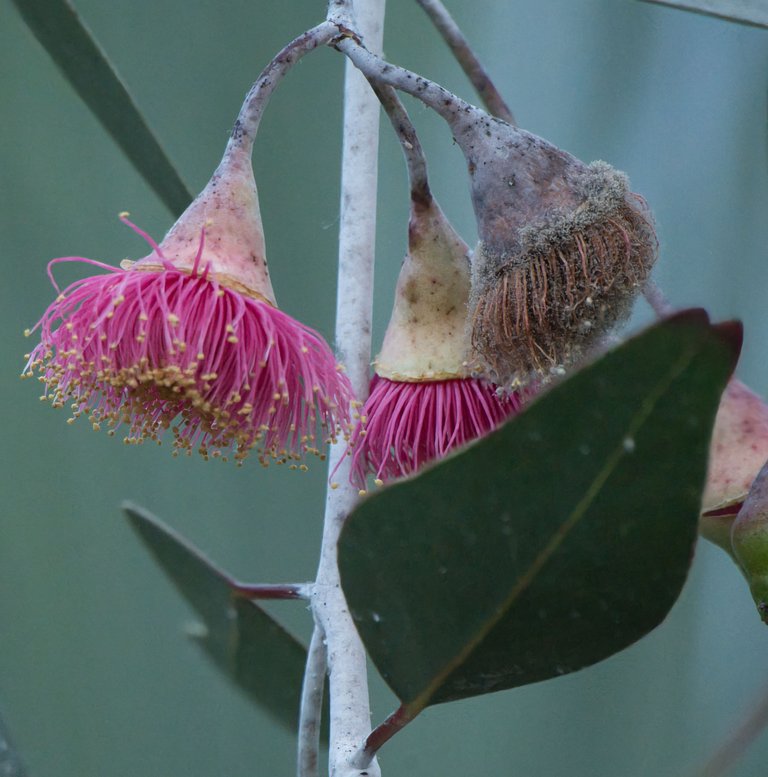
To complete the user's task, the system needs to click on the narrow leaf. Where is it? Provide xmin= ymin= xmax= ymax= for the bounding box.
xmin=124 ymin=502 xmax=307 ymax=732
xmin=339 ymin=312 xmax=739 ymax=715
xmin=639 ymin=0 xmax=768 ymax=28
xmin=0 ymin=711 xmax=28 ymax=777
xmin=11 ymin=0 xmax=193 ymax=215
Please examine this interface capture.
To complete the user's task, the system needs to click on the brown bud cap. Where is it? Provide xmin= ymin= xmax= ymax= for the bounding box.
xmin=700 ymin=380 xmax=768 ymax=552
xmin=445 ymin=110 xmax=656 ymax=386
xmin=375 ymin=199 xmax=472 ymax=381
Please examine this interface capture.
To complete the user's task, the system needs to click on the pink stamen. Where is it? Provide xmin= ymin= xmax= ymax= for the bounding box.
xmin=348 ymin=375 xmax=523 ymax=489
xmin=119 ymin=214 xmax=167 ymax=262
xmin=25 ymin=261 xmax=354 ymax=465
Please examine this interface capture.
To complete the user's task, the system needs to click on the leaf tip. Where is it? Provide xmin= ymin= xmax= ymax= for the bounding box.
xmin=711 ymin=319 xmax=744 ymax=367
xmin=664 ymin=306 xmax=710 ymax=327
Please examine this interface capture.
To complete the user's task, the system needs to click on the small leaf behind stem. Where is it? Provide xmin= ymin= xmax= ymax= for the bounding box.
xmin=124 ymin=503 xmax=309 ymax=733
xmin=11 ymin=0 xmax=193 ymax=216
xmin=639 ymin=0 xmax=768 ymax=29
xmin=339 ymin=311 xmax=739 ymax=718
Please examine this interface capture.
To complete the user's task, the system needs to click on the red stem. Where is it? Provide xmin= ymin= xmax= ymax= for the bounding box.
xmin=352 ymin=704 xmax=418 ymax=768
xmin=231 ymin=582 xmax=307 ymax=600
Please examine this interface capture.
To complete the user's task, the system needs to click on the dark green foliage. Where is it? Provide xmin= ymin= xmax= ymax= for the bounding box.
xmin=124 ymin=503 xmax=307 ymax=732
xmin=339 ymin=312 xmax=739 ymax=714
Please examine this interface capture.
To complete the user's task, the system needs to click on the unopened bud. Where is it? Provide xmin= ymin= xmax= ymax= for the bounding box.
xmin=732 ymin=460 xmax=768 ymax=624
xmin=700 ymin=380 xmax=768 ymax=553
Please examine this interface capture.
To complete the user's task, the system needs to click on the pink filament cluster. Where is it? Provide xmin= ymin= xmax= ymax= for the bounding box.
xmin=348 ymin=375 xmax=522 ymax=488
xmin=24 ymin=258 xmax=354 ymax=466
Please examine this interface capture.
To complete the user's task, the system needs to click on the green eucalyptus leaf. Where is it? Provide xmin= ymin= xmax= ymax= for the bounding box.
xmin=0 ymin=711 xmax=28 ymax=777
xmin=11 ymin=0 xmax=193 ymax=215
xmin=640 ymin=0 xmax=768 ymax=28
xmin=123 ymin=503 xmax=308 ymax=733
xmin=339 ymin=311 xmax=739 ymax=714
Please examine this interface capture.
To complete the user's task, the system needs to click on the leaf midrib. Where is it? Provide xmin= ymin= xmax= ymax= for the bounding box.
xmin=406 ymin=340 xmax=701 ymax=713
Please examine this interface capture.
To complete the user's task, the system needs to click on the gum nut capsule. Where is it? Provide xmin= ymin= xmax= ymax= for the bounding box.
xmin=444 ymin=108 xmax=657 ymax=386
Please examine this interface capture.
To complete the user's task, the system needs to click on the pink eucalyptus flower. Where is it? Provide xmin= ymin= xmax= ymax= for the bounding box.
xmin=349 ymin=374 xmax=521 ymax=487
xmin=24 ymin=145 xmax=353 ymax=467
xmin=344 ymin=198 xmax=524 ymax=489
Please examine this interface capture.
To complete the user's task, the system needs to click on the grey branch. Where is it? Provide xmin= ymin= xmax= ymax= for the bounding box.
xmin=297 ymin=626 xmax=328 ymax=777
xmin=414 ymin=0 xmax=515 ymax=124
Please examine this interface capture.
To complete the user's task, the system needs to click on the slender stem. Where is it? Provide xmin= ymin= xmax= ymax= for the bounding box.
xmin=297 ymin=625 xmax=328 ymax=777
xmin=643 ymin=278 xmax=675 ymax=318
xmin=691 ymin=680 xmax=768 ymax=777
xmin=225 ymin=21 xmax=337 ymax=158
xmin=369 ymin=83 xmax=431 ymax=205
xmin=312 ymin=0 xmax=385 ymax=775
xmin=414 ymin=0 xmax=515 ymax=124
xmin=334 ymin=33 xmax=478 ymax=133
xmin=230 ymin=582 xmax=309 ymax=600
xmin=351 ymin=705 xmax=417 ymax=769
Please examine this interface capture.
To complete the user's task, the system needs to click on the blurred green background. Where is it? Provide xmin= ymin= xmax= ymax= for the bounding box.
xmin=1 ymin=1 xmax=767 ymax=775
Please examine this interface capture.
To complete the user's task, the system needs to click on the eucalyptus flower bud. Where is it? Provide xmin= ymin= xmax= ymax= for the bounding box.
xmin=700 ymin=380 xmax=768 ymax=553
xmin=449 ymin=111 xmax=657 ymax=386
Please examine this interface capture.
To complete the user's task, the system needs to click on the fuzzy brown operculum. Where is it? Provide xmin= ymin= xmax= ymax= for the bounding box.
xmin=471 ymin=193 xmax=657 ymax=386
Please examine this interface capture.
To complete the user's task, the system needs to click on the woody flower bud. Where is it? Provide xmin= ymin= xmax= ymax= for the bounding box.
xmin=456 ymin=117 xmax=657 ymax=386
